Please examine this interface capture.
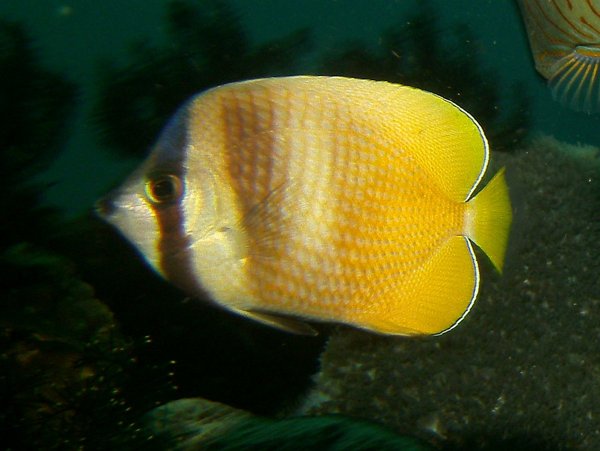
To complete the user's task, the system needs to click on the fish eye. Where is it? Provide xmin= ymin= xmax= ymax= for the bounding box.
xmin=145 ymin=174 xmax=183 ymax=204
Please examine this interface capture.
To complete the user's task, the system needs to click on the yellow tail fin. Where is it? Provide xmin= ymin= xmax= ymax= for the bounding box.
xmin=466 ymin=167 xmax=512 ymax=272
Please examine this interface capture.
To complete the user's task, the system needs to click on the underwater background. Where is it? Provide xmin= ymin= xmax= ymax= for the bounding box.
xmin=1 ymin=0 xmax=599 ymax=449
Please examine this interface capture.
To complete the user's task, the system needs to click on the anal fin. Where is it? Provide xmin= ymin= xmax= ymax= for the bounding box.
xmin=357 ymin=236 xmax=479 ymax=336
xmin=231 ymin=307 xmax=318 ymax=336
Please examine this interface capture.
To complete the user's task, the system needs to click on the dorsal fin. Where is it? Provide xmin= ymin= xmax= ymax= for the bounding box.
xmin=241 ymin=76 xmax=489 ymax=202
xmin=374 ymin=83 xmax=489 ymax=202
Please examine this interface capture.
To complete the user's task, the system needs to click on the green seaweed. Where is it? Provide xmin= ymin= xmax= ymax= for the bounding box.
xmin=142 ymin=397 xmax=434 ymax=450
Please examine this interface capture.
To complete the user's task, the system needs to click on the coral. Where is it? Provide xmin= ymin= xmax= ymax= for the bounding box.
xmin=300 ymin=136 xmax=600 ymax=450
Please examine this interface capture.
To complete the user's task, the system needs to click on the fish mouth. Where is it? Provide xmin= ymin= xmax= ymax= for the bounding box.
xmin=94 ymin=185 xmax=138 ymax=220
xmin=94 ymin=195 xmax=115 ymax=218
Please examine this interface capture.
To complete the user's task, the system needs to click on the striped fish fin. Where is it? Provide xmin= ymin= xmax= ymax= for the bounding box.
xmin=518 ymin=0 xmax=600 ymax=113
xmin=549 ymin=46 xmax=600 ymax=114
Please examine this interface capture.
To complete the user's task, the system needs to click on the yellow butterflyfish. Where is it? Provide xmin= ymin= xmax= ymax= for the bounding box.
xmin=97 ymin=76 xmax=512 ymax=336
xmin=518 ymin=0 xmax=600 ymax=113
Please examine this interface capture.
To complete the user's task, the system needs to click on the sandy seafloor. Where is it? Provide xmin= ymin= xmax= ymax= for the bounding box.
xmin=298 ymin=135 xmax=600 ymax=450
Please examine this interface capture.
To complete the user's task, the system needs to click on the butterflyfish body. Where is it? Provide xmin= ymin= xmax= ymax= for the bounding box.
xmin=518 ymin=0 xmax=600 ymax=113
xmin=98 ymin=76 xmax=512 ymax=336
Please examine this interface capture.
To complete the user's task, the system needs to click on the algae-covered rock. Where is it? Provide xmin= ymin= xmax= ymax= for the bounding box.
xmin=301 ymin=136 xmax=600 ymax=450
xmin=143 ymin=397 xmax=433 ymax=450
